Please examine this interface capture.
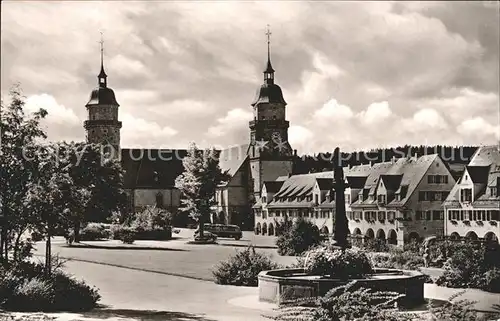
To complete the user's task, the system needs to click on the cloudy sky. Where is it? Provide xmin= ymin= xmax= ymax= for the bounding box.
xmin=1 ymin=1 xmax=499 ymax=154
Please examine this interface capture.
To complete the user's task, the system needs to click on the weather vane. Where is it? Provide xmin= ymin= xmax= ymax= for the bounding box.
xmin=99 ymin=31 xmax=104 ymax=62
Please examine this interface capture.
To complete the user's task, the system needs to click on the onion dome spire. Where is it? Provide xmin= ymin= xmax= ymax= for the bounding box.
xmin=251 ymin=25 xmax=286 ymax=107
xmin=98 ymin=31 xmax=107 ymax=88
xmin=264 ymin=24 xmax=275 ymax=84
xmin=86 ymin=31 xmax=119 ymax=107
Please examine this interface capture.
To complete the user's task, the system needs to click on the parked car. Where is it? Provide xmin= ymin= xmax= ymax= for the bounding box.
xmin=194 ymin=223 xmax=242 ymax=240
xmin=193 ymin=230 xmax=218 ymax=243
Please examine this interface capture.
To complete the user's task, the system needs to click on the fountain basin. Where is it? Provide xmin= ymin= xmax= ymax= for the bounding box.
xmin=258 ymin=268 xmax=425 ymax=306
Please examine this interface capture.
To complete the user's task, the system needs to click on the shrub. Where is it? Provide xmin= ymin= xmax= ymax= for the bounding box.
xmin=436 ymin=242 xmax=485 ymax=289
xmin=0 ymin=262 xmax=100 ymax=312
xmin=212 ymin=246 xmax=280 ymax=286
xmin=110 ymin=207 xmax=172 ymax=242
xmin=49 ymin=271 xmax=100 ymax=311
xmin=132 ymin=206 xmax=172 ymax=231
xmin=276 ymin=218 xmax=322 ymax=256
xmin=276 ymin=282 xmax=404 ymax=320
xmin=78 ymin=223 xmax=110 ymax=241
xmin=120 ymin=227 xmax=136 ymax=244
xmin=482 ymin=268 xmax=500 ymax=293
xmin=4 ymin=277 xmax=55 ymax=312
xmin=275 ymin=284 xmax=496 ymax=321
xmin=303 ymin=246 xmax=373 ymax=279
xmin=369 ymin=249 xmax=424 ymax=270
xmin=362 ymin=238 xmax=390 ymax=252
xmin=403 ymin=240 xmax=421 ymax=253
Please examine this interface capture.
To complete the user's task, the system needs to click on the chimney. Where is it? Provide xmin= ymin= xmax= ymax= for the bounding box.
xmin=294 ymin=149 xmax=297 ymax=156
xmin=412 ymin=153 xmax=418 ymax=161
xmin=391 ymin=156 xmax=396 ymax=164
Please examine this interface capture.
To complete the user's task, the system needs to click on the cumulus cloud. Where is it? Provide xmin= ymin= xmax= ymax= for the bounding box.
xmin=288 ymin=125 xmax=314 ymax=154
xmin=357 ymin=101 xmax=392 ymax=125
xmin=312 ymin=99 xmax=354 ymax=124
xmin=207 ymin=108 xmax=253 ymax=138
xmin=457 ymin=117 xmax=500 ymax=144
xmin=1 ymin=1 xmax=498 ymax=153
xmin=121 ymin=112 xmax=178 ymax=148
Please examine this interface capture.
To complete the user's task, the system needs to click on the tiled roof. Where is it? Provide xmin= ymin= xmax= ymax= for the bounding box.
xmin=467 ymin=165 xmax=490 ymax=184
xmin=219 ymin=144 xmax=249 ymax=177
xmin=381 ymin=174 xmax=403 ymax=191
xmin=316 ymin=178 xmax=333 ymax=191
xmin=470 ymin=145 xmax=500 ymax=166
xmin=444 ymin=146 xmax=500 ymax=207
xmin=121 ymin=148 xmax=187 ymax=189
xmin=387 ymin=155 xmax=438 ymax=207
xmin=347 ymin=176 xmax=368 ymax=189
xmin=267 ymin=201 xmax=315 ymax=209
xmin=263 ymin=181 xmax=285 ymax=193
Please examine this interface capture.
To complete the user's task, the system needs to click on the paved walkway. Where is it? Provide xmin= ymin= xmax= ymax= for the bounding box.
xmin=10 ymin=260 xmax=274 ymax=321
xmin=425 ymin=283 xmax=500 ymax=313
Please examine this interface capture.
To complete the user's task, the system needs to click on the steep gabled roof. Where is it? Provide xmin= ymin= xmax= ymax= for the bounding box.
xmin=387 ymin=154 xmax=438 ymax=207
xmin=263 ymin=181 xmax=285 ymax=193
xmin=469 ymin=145 xmax=500 ymax=166
xmin=346 ymin=176 xmax=368 ymax=189
xmin=316 ymin=178 xmax=333 ymax=191
xmin=445 ymin=146 xmax=500 ymax=207
xmin=219 ymin=144 xmax=249 ymax=177
xmin=381 ymin=174 xmax=403 ymax=191
xmin=466 ymin=165 xmax=490 ymax=184
xmin=121 ymin=148 xmax=187 ymax=189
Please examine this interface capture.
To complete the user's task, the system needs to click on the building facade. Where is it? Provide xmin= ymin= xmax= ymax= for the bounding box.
xmin=443 ymin=145 xmax=500 ymax=242
xmin=83 ymin=47 xmax=187 ymax=215
xmin=213 ymin=40 xmax=296 ymax=229
xmin=254 ymin=154 xmax=457 ymax=246
xmin=83 ymin=37 xmax=295 ymax=228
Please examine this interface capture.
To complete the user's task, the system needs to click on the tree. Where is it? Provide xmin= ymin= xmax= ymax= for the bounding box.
xmin=175 ymin=143 xmax=229 ymax=238
xmin=23 ymin=143 xmax=93 ymax=275
xmin=62 ymin=142 xmax=127 ymax=242
xmin=0 ymin=84 xmax=48 ymax=263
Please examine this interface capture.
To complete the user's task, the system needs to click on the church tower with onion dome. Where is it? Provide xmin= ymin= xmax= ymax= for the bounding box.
xmin=248 ymin=26 xmax=295 ymax=202
xmin=83 ymin=34 xmax=122 ymax=156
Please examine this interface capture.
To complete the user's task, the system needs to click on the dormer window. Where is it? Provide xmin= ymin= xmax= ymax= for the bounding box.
xmin=460 ymin=188 xmax=472 ymax=203
xmin=491 ymin=187 xmax=498 ymax=197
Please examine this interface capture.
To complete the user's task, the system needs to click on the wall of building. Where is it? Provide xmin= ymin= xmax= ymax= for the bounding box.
xmin=133 ymin=188 xmax=181 ymax=211
xmin=445 ymin=208 xmax=500 ymax=240
xmin=402 ymin=156 xmax=455 ymax=240
xmin=253 ymin=103 xmax=286 ymax=121
xmin=261 ymin=160 xmax=293 ymax=187
xmin=88 ymin=105 xmax=118 ymax=121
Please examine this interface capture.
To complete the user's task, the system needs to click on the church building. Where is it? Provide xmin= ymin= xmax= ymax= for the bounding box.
xmin=83 ymin=31 xmax=296 ymax=229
